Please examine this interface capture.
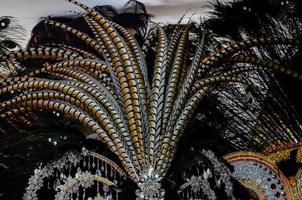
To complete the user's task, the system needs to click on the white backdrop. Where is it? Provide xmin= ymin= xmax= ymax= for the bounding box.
xmin=0 ymin=0 xmax=219 ymax=46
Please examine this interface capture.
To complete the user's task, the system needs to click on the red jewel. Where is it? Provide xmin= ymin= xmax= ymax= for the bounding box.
xmin=275 ymin=191 xmax=280 ymax=197
xmin=271 ymin=183 xmax=277 ymax=190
